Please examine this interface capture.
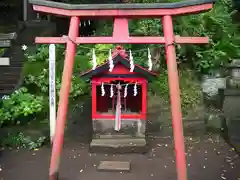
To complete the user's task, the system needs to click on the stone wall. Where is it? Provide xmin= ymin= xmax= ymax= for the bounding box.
xmin=147 ymin=75 xmax=227 ymax=135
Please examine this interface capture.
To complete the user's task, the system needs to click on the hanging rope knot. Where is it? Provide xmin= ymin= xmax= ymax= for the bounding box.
xmin=101 ymin=83 xmax=105 ymax=96
xmin=148 ymin=48 xmax=153 ymax=71
xmin=124 ymin=84 xmax=128 ymax=98
xmin=116 ymin=83 xmax=122 ymax=90
xmin=92 ymin=48 xmax=97 ymax=70
xmin=134 ymin=82 xmax=138 ymax=96
xmin=166 ymin=41 xmax=176 ymax=47
xmin=166 ymin=36 xmax=177 ymax=47
xmin=129 ymin=50 xmax=135 ymax=72
xmin=108 ymin=49 xmax=114 ymax=72
xmin=110 ymin=84 xmax=114 ymax=98
xmin=62 ymin=35 xmax=77 ymax=44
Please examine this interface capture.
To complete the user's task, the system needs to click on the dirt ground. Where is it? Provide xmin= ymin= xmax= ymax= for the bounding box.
xmin=0 ymin=133 xmax=239 ymax=180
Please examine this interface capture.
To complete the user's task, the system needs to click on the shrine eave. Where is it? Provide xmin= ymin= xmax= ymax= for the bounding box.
xmin=80 ymin=54 xmax=157 ymax=80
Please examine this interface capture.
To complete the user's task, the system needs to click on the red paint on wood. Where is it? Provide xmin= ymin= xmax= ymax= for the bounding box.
xmin=92 ymin=76 xmax=146 ymax=119
xmin=105 ymin=64 xmax=137 ymax=74
xmin=32 ymin=3 xmax=213 ymax=17
xmin=93 ymin=114 xmax=144 ymax=120
xmin=113 ymin=18 xmax=129 ymax=38
xmin=92 ymin=77 xmax=145 ymax=85
xmin=49 ymin=16 xmax=80 ymax=180
xmin=92 ymin=81 xmax=97 ymax=118
xmin=163 ymin=15 xmax=187 ymax=180
xmin=141 ymin=81 xmax=147 ymax=120
xmin=35 ymin=36 xmax=208 ymax=44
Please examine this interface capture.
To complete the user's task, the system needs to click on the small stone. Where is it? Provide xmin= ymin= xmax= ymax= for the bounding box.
xmin=164 ymin=165 xmax=167 ymax=168
xmin=150 ymin=173 xmax=154 ymax=177
xmin=188 ymin=164 xmax=191 ymax=167
xmin=203 ymin=166 xmax=206 ymax=169
xmin=80 ymin=169 xmax=83 ymax=173
xmin=221 ymin=176 xmax=226 ymax=180
xmin=0 ymin=168 xmax=2 ymax=171
xmin=226 ymin=159 xmax=231 ymax=163
xmin=73 ymin=156 xmax=76 ymax=159
xmin=165 ymin=144 xmax=168 ymax=147
xmin=205 ymin=151 xmax=208 ymax=154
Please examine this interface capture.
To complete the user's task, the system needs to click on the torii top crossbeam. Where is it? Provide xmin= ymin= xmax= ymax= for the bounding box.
xmin=30 ymin=0 xmax=214 ymax=16
xmin=29 ymin=0 xmax=214 ymax=44
xmin=28 ymin=0 xmax=215 ymax=180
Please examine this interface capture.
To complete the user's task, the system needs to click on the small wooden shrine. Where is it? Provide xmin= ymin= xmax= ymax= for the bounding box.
xmin=81 ymin=46 xmax=157 ymax=151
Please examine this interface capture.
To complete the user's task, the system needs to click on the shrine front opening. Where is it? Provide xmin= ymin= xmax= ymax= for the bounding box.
xmin=95 ymin=81 xmax=142 ymax=114
xmin=29 ymin=0 xmax=216 ymax=180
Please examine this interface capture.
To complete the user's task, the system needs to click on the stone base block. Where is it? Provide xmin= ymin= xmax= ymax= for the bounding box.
xmin=90 ymin=119 xmax=147 ymax=153
xmin=92 ymin=119 xmax=146 ymax=137
xmin=89 ymin=137 xmax=148 ymax=153
xmin=227 ymin=120 xmax=240 ymax=153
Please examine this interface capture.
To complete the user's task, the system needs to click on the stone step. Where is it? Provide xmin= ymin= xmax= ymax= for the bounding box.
xmin=97 ymin=161 xmax=131 ymax=172
xmin=98 ymin=134 xmax=145 ymax=139
xmin=0 ymin=58 xmax=10 ymax=66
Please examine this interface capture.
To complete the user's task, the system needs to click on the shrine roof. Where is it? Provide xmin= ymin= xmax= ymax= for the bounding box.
xmin=80 ymin=46 xmax=158 ymax=80
xmin=29 ymin=0 xmax=215 ymax=10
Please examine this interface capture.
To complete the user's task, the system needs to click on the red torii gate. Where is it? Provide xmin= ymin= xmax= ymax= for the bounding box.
xmin=29 ymin=0 xmax=215 ymax=180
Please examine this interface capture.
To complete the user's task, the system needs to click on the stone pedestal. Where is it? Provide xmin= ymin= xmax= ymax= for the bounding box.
xmin=223 ymin=89 xmax=240 ymax=153
xmin=222 ymin=60 xmax=240 ymax=153
xmin=90 ymin=119 xmax=147 ymax=153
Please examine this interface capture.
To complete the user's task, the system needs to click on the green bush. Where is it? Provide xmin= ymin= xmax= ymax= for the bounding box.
xmin=1 ymin=132 xmax=46 ymax=150
xmin=149 ymin=69 xmax=202 ymax=114
xmin=0 ymin=87 xmax=44 ymax=127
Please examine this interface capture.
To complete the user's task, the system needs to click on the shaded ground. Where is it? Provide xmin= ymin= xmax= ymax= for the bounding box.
xmin=0 ymin=98 xmax=239 ymax=180
xmin=0 ymin=133 xmax=239 ymax=180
